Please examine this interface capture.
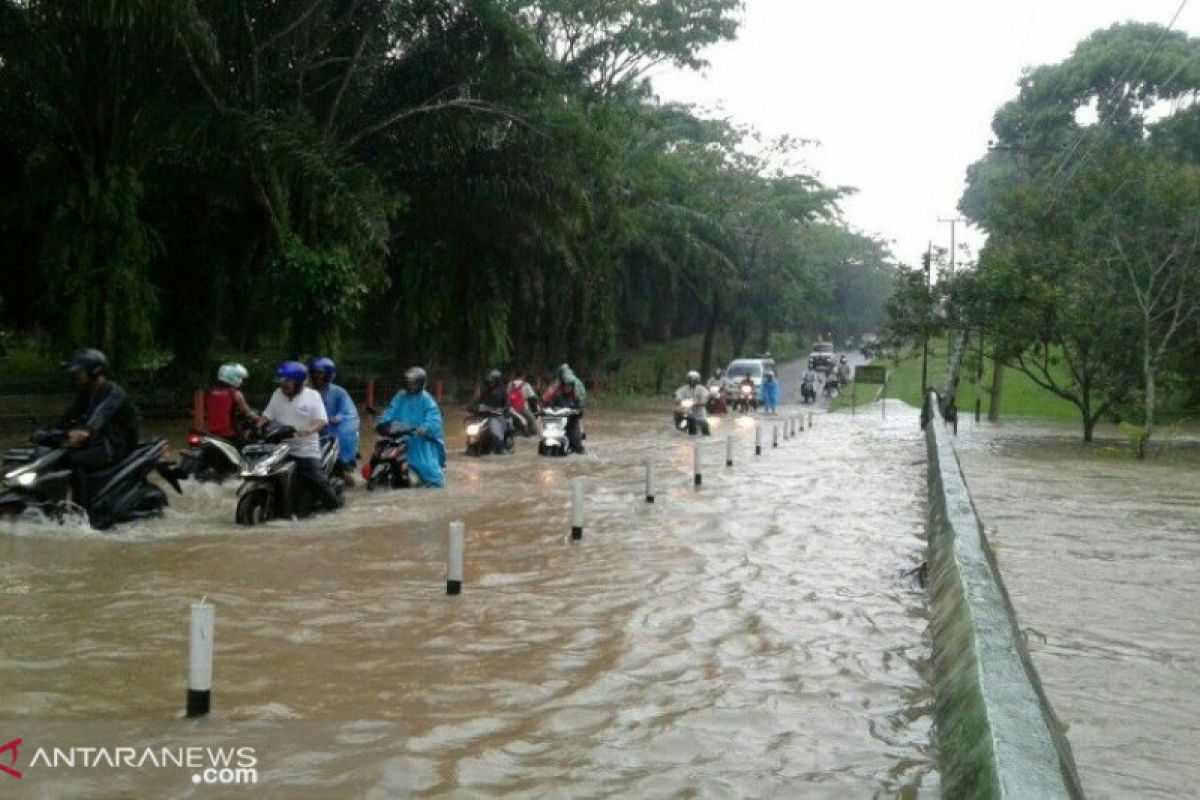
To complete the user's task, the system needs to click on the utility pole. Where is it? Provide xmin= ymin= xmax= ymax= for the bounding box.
xmin=938 ymin=216 xmax=965 ymax=372
xmin=921 ymin=244 xmax=932 ymax=395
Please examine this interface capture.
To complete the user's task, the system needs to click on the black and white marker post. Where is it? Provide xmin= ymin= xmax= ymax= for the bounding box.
xmin=808 ymin=411 xmax=813 ymax=428
xmin=755 ymin=425 xmax=762 ymax=456
xmin=644 ymin=459 xmax=655 ymax=503
xmin=772 ymin=424 xmax=778 ymax=449
xmin=571 ymin=478 xmax=585 ymax=540
xmin=447 ymin=521 xmax=465 ymax=595
xmin=693 ymin=444 xmax=702 ymax=488
xmin=187 ymin=600 xmax=214 ymax=718
xmin=725 ymin=434 xmax=734 ymax=468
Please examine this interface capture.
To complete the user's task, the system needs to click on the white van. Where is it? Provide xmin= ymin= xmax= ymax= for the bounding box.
xmin=722 ymin=357 xmax=777 ymax=397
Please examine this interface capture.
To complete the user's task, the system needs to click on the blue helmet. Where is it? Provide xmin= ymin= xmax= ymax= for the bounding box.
xmin=308 ymin=356 xmax=336 ymax=379
xmin=275 ymin=360 xmax=307 ymax=384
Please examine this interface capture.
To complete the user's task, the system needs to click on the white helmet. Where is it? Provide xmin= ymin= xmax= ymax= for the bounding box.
xmin=218 ymin=362 xmax=248 ymax=388
xmin=686 ymin=370 xmax=700 ymax=384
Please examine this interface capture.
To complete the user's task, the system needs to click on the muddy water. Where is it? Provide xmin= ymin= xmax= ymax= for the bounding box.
xmin=955 ymin=421 xmax=1200 ymax=799
xmin=1 ymin=401 xmax=935 ymax=797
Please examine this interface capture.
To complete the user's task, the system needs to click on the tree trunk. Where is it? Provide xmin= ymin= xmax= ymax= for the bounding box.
xmin=731 ymin=320 xmax=748 ymax=360
xmin=1083 ymin=415 xmax=1096 ymax=443
xmin=988 ymin=361 xmax=1005 ymax=422
xmin=700 ymin=291 xmax=721 ymax=379
xmin=1144 ymin=330 xmax=1155 ymax=452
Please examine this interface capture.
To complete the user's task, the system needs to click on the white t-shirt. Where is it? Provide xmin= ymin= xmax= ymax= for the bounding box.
xmin=262 ymin=387 xmax=328 ymax=459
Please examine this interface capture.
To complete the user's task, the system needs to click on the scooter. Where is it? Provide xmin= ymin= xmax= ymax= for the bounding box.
xmin=732 ymin=383 xmax=757 ymax=413
xmin=674 ymin=398 xmax=700 ymax=435
xmin=538 ymin=407 xmax=582 ymax=456
xmin=234 ymin=423 xmax=344 ymax=526
xmin=824 ymin=376 xmax=840 ymax=398
xmin=176 ymin=430 xmax=247 ymax=483
xmin=465 ymin=407 xmax=515 ymax=456
xmin=364 ymin=421 xmax=413 ymax=491
xmin=1 ymin=429 xmax=182 ymax=530
xmin=801 ymin=379 xmax=817 ymax=404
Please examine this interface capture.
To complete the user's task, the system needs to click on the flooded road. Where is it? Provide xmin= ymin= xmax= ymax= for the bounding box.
xmin=1 ymin=398 xmax=935 ymax=797
xmin=955 ymin=421 xmax=1200 ymax=799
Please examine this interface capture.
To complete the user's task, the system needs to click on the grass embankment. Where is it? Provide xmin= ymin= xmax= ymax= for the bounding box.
xmin=834 ymin=340 xmax=1079 ymax=420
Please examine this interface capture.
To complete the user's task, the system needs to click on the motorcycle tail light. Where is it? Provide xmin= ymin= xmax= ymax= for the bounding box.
xmin=187 ymin=433 xmax=203 ymax=447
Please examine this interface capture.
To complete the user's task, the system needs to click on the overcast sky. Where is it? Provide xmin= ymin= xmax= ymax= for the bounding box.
xmin=652 ymin=0 xmax=1199 ymax=268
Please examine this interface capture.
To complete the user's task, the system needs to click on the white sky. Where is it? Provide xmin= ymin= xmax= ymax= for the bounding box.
xmin=652 ymin=0 xmax=1200 ymax=268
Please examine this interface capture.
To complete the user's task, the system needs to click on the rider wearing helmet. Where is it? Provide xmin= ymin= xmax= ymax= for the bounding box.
xmin=507 ymin=368 xmax=541 ymax=436
xmin=58 ymin=348 xmax=141 ymax=472
xmin=471 ymin=369 xmax=512 ymax=454
xmin=308 ymin=357 xmax=360 ymax=485
xmin=205 ymin=363 xmax=260 ymax=444
xmin=761 ymin=370 xmax=780 ymax=415
xmin=259 ymin=360 xmax=341 ymax=510
xmin=376 ymin=366 xmax=446 ymax=487
xmin=837 ymin=355 xmax=852 ymax=386
xmin=542 ymin=363 xmax=587 ymax=454
xmin=674 ymin=369 xmax=711 ymax=435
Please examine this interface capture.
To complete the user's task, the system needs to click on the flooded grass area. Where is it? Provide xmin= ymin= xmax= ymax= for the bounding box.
xmin=0 ymin=403 xmax=935 ymax=797
xmin=955 ymin=419 xmax=1200 ymax=799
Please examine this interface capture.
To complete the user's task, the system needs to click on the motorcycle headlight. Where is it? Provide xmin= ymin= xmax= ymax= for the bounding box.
xmin=680 ymin=399 xmax=694 ymax=410
xmin=741 ymin=386 xmax=752 ymax=395
xmin=16 ymin=472 xmax=36 ymax=487
xmin=242 ymin=447 xmax=286 ymax=478
xmin=466 ymin=423 xmax=482 ymax=436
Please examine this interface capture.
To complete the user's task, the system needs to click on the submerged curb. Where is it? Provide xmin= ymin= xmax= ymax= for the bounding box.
xmin=924 ymin=392 xmax=1084 ymax=798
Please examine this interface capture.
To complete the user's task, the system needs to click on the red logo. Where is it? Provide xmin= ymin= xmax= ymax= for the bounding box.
xmin=0 ymin=738 xmax=22 ymax=779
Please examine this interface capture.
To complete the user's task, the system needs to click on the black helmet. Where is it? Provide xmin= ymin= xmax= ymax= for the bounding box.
xmin=62 ymin=348 xmax=107 ymax=377
xmin=485 ymin=369 xmax=502 ymax=388
xmin=404 ymin=366 xmax=427 ymax=394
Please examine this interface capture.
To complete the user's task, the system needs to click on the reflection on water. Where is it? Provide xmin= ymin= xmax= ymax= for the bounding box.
xmin=1 ymin=403 xmax=935 ymax=797
xmin=956 ymin=419 xmax=1200 ymax=800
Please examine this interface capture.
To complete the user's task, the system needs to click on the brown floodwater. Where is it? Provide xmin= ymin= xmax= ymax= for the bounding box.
xmin=954 ymin=419 xmax=1200 ymax=800
xmin=1 ymin=400 xmax=935 ymax=798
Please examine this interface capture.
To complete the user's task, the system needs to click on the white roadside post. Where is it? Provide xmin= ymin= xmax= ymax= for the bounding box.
xmin=725 ymin=434 xmax=734 ymax=468
xmin=187 ymin=600 xmax=214 ymax=718
xmin=644 ymin=459 xmax=655 ymax=503
xmin=571 ymin=478 xmax=585 ymax=540
xmin=693 ymin=444 xmax=702 ymax=487
xmin=755 ymin=425 xmax=762 ymax=456
xmin=447 ymin=521 xmax=465 ymax=595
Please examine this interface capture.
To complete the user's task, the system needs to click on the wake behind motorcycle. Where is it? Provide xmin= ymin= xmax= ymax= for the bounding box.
xmin=1 ymin=429 xmax=182 ymax=530
xmin=234 ymin=423 xmax=344 ymax=526
xmin=465 ymin=407 xmax=514 ymax=456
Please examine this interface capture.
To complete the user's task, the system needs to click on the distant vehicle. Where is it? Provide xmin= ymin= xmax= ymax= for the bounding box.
xmin=722 ymin=357 xmax=777 ymax=400
xmin=809 ymin=342 xmax=836 ymax=374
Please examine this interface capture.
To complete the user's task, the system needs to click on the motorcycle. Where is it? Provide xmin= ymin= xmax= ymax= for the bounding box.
xmin=234 ymin=423 xmax=344 ymax=526
xmin=1 ymin=429 xmax=182 ymax=530
xmin=538 ymin=407 xmax=582 ymax=456
xmin=176 ymin=430 xmax=247 ymax=483
xmin=705 ymin=381 xmax=727 ymax=414
xmin=801 ymin=379 xmax=817 ymax=404
xmin=732 ymin=383 xmax=757 ymax=413
xmin=674 ymin=398 xmax=701 ymax=435
xmin=824 ymin=376 xmax=840 ymax=398
xmin=465 ymin=407 xmax=515 ymax=456
xmin=364 ymin=421 xmax=413 ymax=491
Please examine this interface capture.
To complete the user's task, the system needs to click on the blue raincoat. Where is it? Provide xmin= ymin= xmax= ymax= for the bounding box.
xmin=317 ymin=382 xmax=360 ymax=467
xmin=761 ymin=377 xmax=780 ymax=412
xmin=377 ymin=390 xmax=446 ymax=487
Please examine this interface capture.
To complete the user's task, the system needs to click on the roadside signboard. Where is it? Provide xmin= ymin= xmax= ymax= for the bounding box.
xmin=851 ymin=365 xmax=889 ymax=418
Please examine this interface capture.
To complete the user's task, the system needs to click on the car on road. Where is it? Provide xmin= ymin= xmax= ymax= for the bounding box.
xmin=809 ymin=341 xmax=836 ymax=374
xmin=722 ymin=357 xmax=777 ymax=401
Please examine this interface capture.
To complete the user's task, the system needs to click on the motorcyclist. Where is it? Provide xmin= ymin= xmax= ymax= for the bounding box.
xmin=706 ymin=368 xmax=727 ymax=414
xmin=542 ymin=363 xmax=586 ymax=454
xmin=761 ymin=370 xmax=780 ymax=414
xmin=376 ymin=367 xmax=446 ymax=486
xmin=259 ymin=361 xmax=341 ymax=510
xmin=58 ymin=348 xmax=141 ymax=472
xmin=801 ymin=366 xmax=819 ymax=403
xmin=837 ymin=355 xmax=852 ymax=386
xmin=205 ymin=363 xmax=260 ymax=447
xmin=472 ymin=369 xmax=512 ymax=454
xmin=674 ymin=370 xmax=711 ymax=435
xmin=737 ymin=373 xmax=757 ymax=411
xmin=507 ymin=369 xmax=541 ymax=436
xmin=309 ymin=357 xmax=360 ymax=486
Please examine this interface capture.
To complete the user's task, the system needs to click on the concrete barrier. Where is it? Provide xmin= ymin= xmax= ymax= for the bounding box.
xmin=924 ymin=392 xmax=1084 ymax=798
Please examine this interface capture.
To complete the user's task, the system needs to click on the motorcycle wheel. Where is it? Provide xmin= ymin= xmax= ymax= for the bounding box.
xmin=236 ymin=490 xmax=274 ymax=526
xmin=466 ymin=442 xmax=479 ymax=457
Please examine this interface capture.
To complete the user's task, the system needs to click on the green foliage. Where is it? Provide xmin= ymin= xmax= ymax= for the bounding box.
xmin=265 ymin=237 xmax=369 ymax=354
